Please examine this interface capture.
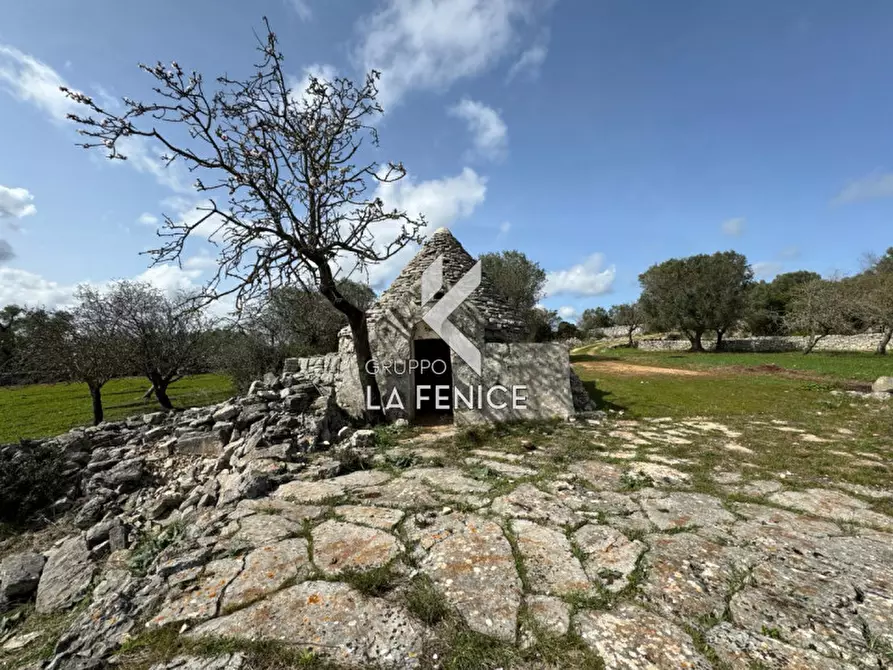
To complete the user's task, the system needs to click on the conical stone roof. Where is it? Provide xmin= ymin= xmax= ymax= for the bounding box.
xmin=368 ymin=228 xmax=526 ymax=341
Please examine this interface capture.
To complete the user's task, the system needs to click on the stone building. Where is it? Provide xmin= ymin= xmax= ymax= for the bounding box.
xmin=288 ymin=228 xmax=585 ymax=425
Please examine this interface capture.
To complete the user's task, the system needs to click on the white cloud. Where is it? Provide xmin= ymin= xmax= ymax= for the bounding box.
xmin=557 ymin=305 xmax=577 ymax=320
xmin=288 ymin=0 xmax=313 ymax=21
xmin=133 ymin=265 xmax=203 ymax=297
xmin=496 ymin=221 xmax=511 ymax=241
xmin=721 ymin=217 xmax=745 ymax=236
xmin=449 ymin=98 xmax=508 ymax=161
xmin=752 ymin=261 xmax=783 ymax=280
xmin=506 ymin=31 xmax=549 ymax=81
xmin=0 ymin=185 xmax=36 ymax=220
xmin=350 ymin=167 xmax=488 ymax=289
xmin=0 ymin=268 xmax=78 ymax=309
xmin=833 ymin=172 xmax=893 ymax=204
xmin=545 ymin=253 xmax=616 ymax=297
xmin=137 ymin=212 xmax=159 ymax=227
xmin=183 ymin=253 xmax=219 ymax=271
xmin=288 ymin=63 xmax=339 ymax=107
xmin=356 ymin=0 xmax=554 ymax=108
xmin=0 ymin=44 xmax=79 ymax=121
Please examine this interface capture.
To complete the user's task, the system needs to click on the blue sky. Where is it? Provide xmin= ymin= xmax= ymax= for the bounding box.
xmin=2 ymin=1 xmax=893 ymax=322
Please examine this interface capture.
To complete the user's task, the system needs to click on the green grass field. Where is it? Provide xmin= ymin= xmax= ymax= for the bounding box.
xmin=571 ymin=344 xmax=893 ymax=424
xmin=0 ymin=374 xmax=236 ymax=443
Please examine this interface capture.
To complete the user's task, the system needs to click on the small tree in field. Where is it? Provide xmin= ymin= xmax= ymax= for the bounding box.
xmin=608 ymin=302 xmax=643 ymax=347
xmin=785 ymin=278 xmax=853 ymax=354
xmin=107 ymin=281 xmax=212 ymax=410
xmin=578 ymin=307 xmax=612 ymax=337
xmin=61 ymin=18 xmax=424 ymax=421
xmin=28 ymin=288 xmax=127 ymax=424
xmin=854 ymin=248 xmax=893 ymax=354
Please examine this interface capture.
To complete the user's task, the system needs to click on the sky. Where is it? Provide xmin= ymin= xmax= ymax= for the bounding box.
xmin=2 ymin=0 xmax=893 ymax=323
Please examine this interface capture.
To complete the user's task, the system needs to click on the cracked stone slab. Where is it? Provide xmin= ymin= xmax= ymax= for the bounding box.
xmin=624 ymin=462 xmax=692 ymax=488
xmin=312 ymin=521 xmax=400 ymax=576
xmin=729 ymin=557 xmax=872 ymax=665
xmin=355 ymin=477 xmax=441 ymax=509
xmin=221 ymin=538 xmax=310 ymax=610
xmin=640 ymin=492 xmax=735 ymax=530
xmin=335 ymin=505 xmax=405 ymax=530
xmin=189 ymin=581 xmax=425 ymax=668
xmin=512 ymin=519 xmax=593 ymax=596
xmin=575 ymin=604 xmax=711 ymax=669
xmin=35 ymin=535 xmax=95 ymax=614
xmin=149 ymin=655 xmax=246 ymax=670
xmin=525 ymin=595 xmax=570 ymax=637
xmin=402 ymin=467 xmax=491 ymax=494
xmin=769 ymin=488 xmax=893 ymax=531
xmin=640 ymin=532 xmax=757 ymax=623
xmin=235 ymin=499 xmax=323 ymax=524
xmin=705 ymin=622 xmax=859 ymax=670
xmin=418 ymin=513 xmax=521 ymax=642
xmin=148 ymin=557 xmax=243 ymax=628
xmin=329 ymin=469 xmax=393 ymax=489
xmin=229 ymin=513 xmax=304 ymax=548
xmin=570 ymin=460 xmax=625 ymax=491
xmin=491 ymin=483 xmax=578 ymax=527
xmin=272 ymin=479 xmax=345 ymax=503
xmin=573 ymin=524 xmax=645 ymax=593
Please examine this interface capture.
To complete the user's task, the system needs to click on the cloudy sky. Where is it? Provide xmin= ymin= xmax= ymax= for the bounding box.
xmin=2 ymin=1 xmax=893 ymax=321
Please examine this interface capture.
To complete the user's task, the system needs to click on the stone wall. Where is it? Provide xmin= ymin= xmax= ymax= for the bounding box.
xmin=452 ymin=343 xmax=575 ymax=426
xmin=638 ymin=333 xmax=886 ymax=353
xmin=596 ymin=326 xmax=643 ymax=339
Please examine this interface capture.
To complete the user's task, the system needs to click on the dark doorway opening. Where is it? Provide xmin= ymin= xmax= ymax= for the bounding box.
xmin=414 ymin=338 xmax=453 ymax=422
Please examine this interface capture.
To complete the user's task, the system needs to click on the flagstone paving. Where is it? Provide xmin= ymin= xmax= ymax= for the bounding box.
xmin=34 ymin=413 xmax=893 ymax=669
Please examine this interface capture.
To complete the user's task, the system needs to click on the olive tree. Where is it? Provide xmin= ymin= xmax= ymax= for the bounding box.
xmin=785 ymin=278 xmax=853 ymax=354
xmin=853 ymin=248 xmax=893 ymax=354
xmin=608 ymin=302 xmax=643 ymax=347
xmin=639 ymin=251 xmax=752 ymax=351
xmin=62 ymin=18 xmax=424 ymax=421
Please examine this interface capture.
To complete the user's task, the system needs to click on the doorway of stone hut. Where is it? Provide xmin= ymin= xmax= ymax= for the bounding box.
xmin=412 ymin=337 xmax=453 ymax=425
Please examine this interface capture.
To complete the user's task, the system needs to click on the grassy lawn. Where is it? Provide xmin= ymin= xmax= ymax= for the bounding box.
xmin=0 ymin=374 xmax=236 ymax=443
xmin=572 ymin=343 xmax=893 ymax=429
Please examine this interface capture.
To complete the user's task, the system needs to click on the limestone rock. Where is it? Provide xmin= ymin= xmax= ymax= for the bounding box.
xmin=35 ymin=535 xmax=94 ymax=613
xmin=575 ymin=604 xmax=711 ymax=669
xmin=491 ymin=483 xmax=577 ymax=527
xmin=0 ymin=552 xmax=46 ymax=609
xmin=512 ymin=519 xmax=593 ymax=596
xmin=189 ymin=581 xmax=425 ymax=668
xmin=222 ymin=538 xmax=310 ymax=610
xmin=148 ymin=557 xmax=243 ymax=628
xmin=149 ymin=654 xmax=246 ymax=670
xmin=640 ymin=492 xmax=735 ymax=530
xmin=570 ymin=460 xmax=625 ymax=491
xmin=573 ymin=524 xmax=645 ymax=592
xmin=312 ymin=520 xmax=400 ymax=576
xmin=769 ymin=488 xmax=893 ymax=531
xmin=624 ymin=461 xmax=692 ymax=488
xmin=419 ymin=513 xmax=521 ymax=642
xmin=526 ymin=595 xmax=570 ymax=637
xmin=335 ymin=505 xmax=404 ymax=530
xmin=871 ymin=376 xmax=893 ymax=393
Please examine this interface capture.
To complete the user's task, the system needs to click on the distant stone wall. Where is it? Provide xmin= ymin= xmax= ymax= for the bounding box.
xmin=596 ymin=326 xmax=643 ymax=339
xmin=638 ymin=333 xmax=886 ymax=353
xmin=282 ymin=352 xmax=343 ymax=388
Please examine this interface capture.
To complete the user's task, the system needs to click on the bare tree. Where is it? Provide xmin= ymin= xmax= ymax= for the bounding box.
xmin=28 ymin=287 xmax=127 ymax=424
xmin=107 ymin=281 xmax=212 ymax=410
xmin=61 ymin=17 xmax=424 ymax=421
xmin=852 ymin=251 xmax=893 ymax=355
xmin=608 ymin=302 xmax=643 ymax=347
xmin=785 ymin=278 xmax=853 ymax=354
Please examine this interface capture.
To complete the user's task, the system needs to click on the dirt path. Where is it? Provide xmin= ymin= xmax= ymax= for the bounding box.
xmin=575 ymin=360 xmax=711 ymax=377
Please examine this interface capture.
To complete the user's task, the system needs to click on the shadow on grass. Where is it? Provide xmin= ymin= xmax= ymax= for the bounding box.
xmin=583 ymin=380 xmax=626 ymax=413
xmin=569 ymin=353 xmax=621 ymax=364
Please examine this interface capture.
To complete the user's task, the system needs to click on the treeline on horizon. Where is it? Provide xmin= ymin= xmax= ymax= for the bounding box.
xmin=1 ymin=245 xmax=891 ymax=425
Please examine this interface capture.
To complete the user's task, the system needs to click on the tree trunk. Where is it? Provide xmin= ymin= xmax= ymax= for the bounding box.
xmin=89 ymin=383 xmax=104 ymax=425
xmin=142 ymin=385 xmax=156 ymax=400
xmin=627 ymin=327 xmax=634 ymax=347
xmin=714 ymin=329 xmax=725 ymax=352
xmin=876 ymin=327 xmax=892 ymax=355
xmin=803 ymin=333 xmax=825 ymax=355
xmin=155 ymin=382 xmax=173 ymax=410
xmin=688 ymin=331 xmax=704 ymax=352
xmin=317 ymin=265 xmax=384 ymax=423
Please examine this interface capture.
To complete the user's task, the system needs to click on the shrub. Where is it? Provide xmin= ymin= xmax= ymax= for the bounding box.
xmin=0 ymin=441 xmax=69 ymax=524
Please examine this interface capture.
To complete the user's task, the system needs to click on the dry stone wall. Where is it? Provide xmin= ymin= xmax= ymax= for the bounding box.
xmin=638 ymin=333 xmax=887 ymax=353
